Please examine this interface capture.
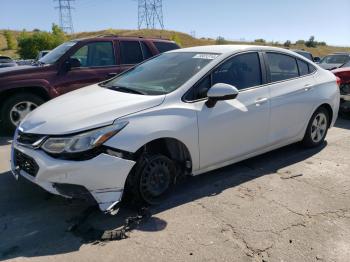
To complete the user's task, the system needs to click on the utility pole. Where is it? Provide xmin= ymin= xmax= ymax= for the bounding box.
xmin=54 ymin=0 xmax=74 ymax=34
xmin=138 ymin=0 xmax=164 ymax=29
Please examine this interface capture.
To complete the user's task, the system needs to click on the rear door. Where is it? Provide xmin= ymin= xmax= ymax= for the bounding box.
xmin=265 ymin=52 xmax=317 ymax=144
xmin=54 ymin=41 xmax=121 ymax=94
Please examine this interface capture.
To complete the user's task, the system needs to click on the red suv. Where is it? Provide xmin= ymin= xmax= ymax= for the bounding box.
xmin=0 ymin=36 xmax=179 ymax=132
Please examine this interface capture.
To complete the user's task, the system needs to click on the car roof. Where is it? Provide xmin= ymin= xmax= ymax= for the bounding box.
xmin=168 ymin=45 xmax=303 ymax=56
xmin=73 ymin=35 xmax=176 ymax=43
xmin=292 ymin=49 xmax=311 ymax=54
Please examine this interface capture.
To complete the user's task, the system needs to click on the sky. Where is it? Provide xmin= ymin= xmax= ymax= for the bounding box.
xmin=1 ymin=0 xmax=350 ymax=46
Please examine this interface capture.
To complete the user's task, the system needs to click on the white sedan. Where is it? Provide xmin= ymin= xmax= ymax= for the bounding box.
xmin=11 ymin=45 xmax=340 ymax=213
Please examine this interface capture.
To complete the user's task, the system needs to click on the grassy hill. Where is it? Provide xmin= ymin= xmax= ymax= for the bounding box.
xmin=1 ymin=28 xmax=349 ymax=58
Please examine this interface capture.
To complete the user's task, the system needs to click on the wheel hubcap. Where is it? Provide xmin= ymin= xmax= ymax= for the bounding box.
xmin=10 ymin=101 xmax=38 ymax=127
xmin=311 ymin=112 xmax=327 ymax=143
xmin=141 ymin=159 xmax=171 ymax=201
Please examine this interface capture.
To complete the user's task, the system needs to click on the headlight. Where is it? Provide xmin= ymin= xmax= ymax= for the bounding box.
xmin=41 ymin=121 xmax=128 ymax=154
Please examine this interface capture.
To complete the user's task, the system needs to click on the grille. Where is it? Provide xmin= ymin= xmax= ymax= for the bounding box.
xmin=17 ymin=131 xmax=45 ymax=146
xmin=14 ymin=149 xmax=39 ymax=177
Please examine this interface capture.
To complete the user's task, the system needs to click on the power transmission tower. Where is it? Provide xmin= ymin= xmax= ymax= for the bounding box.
xmin=138 ymin=0 xmax=164 ymax=29
xmin=54 ymin=0 xmax=75 ymax=34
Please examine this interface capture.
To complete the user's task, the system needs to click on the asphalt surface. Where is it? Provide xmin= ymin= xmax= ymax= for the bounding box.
xmin=0 ymin=118 xmax=350 ymax=262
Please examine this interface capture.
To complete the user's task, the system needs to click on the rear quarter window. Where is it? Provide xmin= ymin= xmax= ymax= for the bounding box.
xmin=153 ymin=42 xmax=180 ymax=53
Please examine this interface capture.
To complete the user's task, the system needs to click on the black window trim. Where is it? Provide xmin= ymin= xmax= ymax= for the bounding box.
xmin=140 ymin=41 xmax=153 ymax=60
xmin=70 ymin=40 xmax=117 ymax=69
xmin=183 ymin=50 xmax=267 ymax=103
xmin=262 ymin=51 xmax=317 ymax=85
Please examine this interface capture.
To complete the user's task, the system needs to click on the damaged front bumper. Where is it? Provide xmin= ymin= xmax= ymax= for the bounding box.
xmin=11 ymin=143 xmax=136 ymax=213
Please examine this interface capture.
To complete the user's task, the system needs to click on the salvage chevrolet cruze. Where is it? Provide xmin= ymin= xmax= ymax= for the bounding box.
xmin=11 ymin=45 xmax=340 ymax=213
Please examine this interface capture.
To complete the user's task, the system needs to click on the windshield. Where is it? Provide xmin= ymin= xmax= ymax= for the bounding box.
xmin=340 ymin=61 xmax=350 ymax=68
xmin=102 ymin=52 xmax=219 ymax=95
xmin=320 ymin=55 xmax=350 ymax=65
xmin=39 ymin=41 xmax=77 ymax=64
xmin=0 ymin=56 xmax=13 ymax=63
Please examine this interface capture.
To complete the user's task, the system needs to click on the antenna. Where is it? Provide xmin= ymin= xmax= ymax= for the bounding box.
xmin=54 ymin=0 xmax=74 ymax=34
xmin=138 ymin=0 xmax=164 ymax=29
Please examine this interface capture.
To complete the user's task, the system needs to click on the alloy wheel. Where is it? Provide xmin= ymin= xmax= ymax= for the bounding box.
xmin=9 ymin=101 xmax=38 ymax=126
xmin=310 ymin=112 xmax=328 ymax=143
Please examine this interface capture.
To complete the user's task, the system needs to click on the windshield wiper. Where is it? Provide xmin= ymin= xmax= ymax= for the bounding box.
xmin=107 ymin=86 xmax=146 ymax=95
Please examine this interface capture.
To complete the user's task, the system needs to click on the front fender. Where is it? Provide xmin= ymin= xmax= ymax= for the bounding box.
xmin=0 ymin=79 xmax=58 ymax=98
xmin=104 ymin=106 xmax=200 ymax=172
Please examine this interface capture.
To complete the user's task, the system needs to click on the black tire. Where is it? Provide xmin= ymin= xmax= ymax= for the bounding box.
xmin=301 ymin=107 xmax=329 ymax=148
xmin=125 ymin=154 xmax=176 ymax=206
xmin=1 ymin=93 xmax=44 ymax=133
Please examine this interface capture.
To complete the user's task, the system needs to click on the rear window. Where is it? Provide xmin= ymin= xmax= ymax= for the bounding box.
xmin=120 ymin=41 xmax=143 ymax=64
xmin=153 ymin=42 xmax=180 ymax=53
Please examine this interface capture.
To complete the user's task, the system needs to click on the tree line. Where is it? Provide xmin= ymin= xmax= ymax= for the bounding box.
xmin=215 ymin=35 xmax=327 ymax=48
xmin=3 ymin=24 xmax=67 ymax=59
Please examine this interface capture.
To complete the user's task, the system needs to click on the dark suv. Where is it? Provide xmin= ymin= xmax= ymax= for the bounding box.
xmin=0 ymin=36 xmax=179 ymax=132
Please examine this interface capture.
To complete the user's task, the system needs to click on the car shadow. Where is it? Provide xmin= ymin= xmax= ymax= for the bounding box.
xmin=0 ymin=140 xmax=327 ymax=260
xmin=0 ymin=137 xmax=11 ymax=146
xmin=334 ymin=115 xmax=350 ymax=129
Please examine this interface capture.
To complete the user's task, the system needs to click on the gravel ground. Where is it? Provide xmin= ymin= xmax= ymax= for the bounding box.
xmin=0 ymin=118 xmax=349 ymax=262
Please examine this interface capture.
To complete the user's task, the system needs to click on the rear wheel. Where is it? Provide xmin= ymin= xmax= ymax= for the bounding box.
xmin=301 ymin=107 xmax=329 ymax=148
xmin=1 ymin=93 xmax=44 ymax=133
xmin=126 ymin=154 xmax=176 ymax=205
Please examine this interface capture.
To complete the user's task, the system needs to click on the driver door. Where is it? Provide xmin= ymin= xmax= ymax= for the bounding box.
xmin=194 ymin=52 xmax=271 ymax=170
xmin=54 ymin=41 xmax=121 ymax=95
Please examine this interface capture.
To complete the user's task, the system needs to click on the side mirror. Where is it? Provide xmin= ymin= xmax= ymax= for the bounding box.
xmin=63 ymin=58 xmax=81 ymax=71
xmin=313 ymin=57 xmax=321 ymax=63
xmin=205 ymin=83 xmax=239 ymax=108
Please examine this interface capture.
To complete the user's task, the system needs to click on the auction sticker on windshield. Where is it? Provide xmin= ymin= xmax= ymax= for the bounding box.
xmin=192 ymin=54 xmax=219 ymax=60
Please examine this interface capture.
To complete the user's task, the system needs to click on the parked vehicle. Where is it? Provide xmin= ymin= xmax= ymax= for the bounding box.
xmin=292 ymin=49 xmax=320 ymax=62
xmin=0 ymin=36 xmax=179 ymax=132
xmin=0 ymin=56 xmax=17 ymax=68
xmin=36 ymin=50 xmax=51 ymax=60
xmin=318 ymin=53 xmax=350 ymax=70
xmin=332 ymin=65 xmax=350 ymax=116
xmin=11 ymin=45 xmax=339 ymax=213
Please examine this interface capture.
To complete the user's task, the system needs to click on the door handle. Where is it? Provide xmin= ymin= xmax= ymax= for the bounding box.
xmin=304 ymin=84 xmax=314 ymax=91
xmin=255 ymin=97 xmax=268 ymax=106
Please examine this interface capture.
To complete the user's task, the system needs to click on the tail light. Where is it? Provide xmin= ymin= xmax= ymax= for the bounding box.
xmin=336 ymin=76 xmax=341 ymax=87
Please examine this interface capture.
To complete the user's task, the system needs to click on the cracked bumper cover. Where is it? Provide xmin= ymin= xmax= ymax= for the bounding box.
xmin=11 ymin=143 xmax=136 ymax=212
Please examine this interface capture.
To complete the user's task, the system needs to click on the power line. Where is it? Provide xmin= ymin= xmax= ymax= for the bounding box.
xmin=138 ymin=0 xmax=164 ymax=30
xmin=54 ymin=0 xmax=75 ymax=34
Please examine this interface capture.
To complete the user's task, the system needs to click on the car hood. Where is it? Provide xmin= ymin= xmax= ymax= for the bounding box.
xmin=0 ymin=65 xmax=31 ymax=73
xmin=19 ymin=84 xmax=165 ymax=135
